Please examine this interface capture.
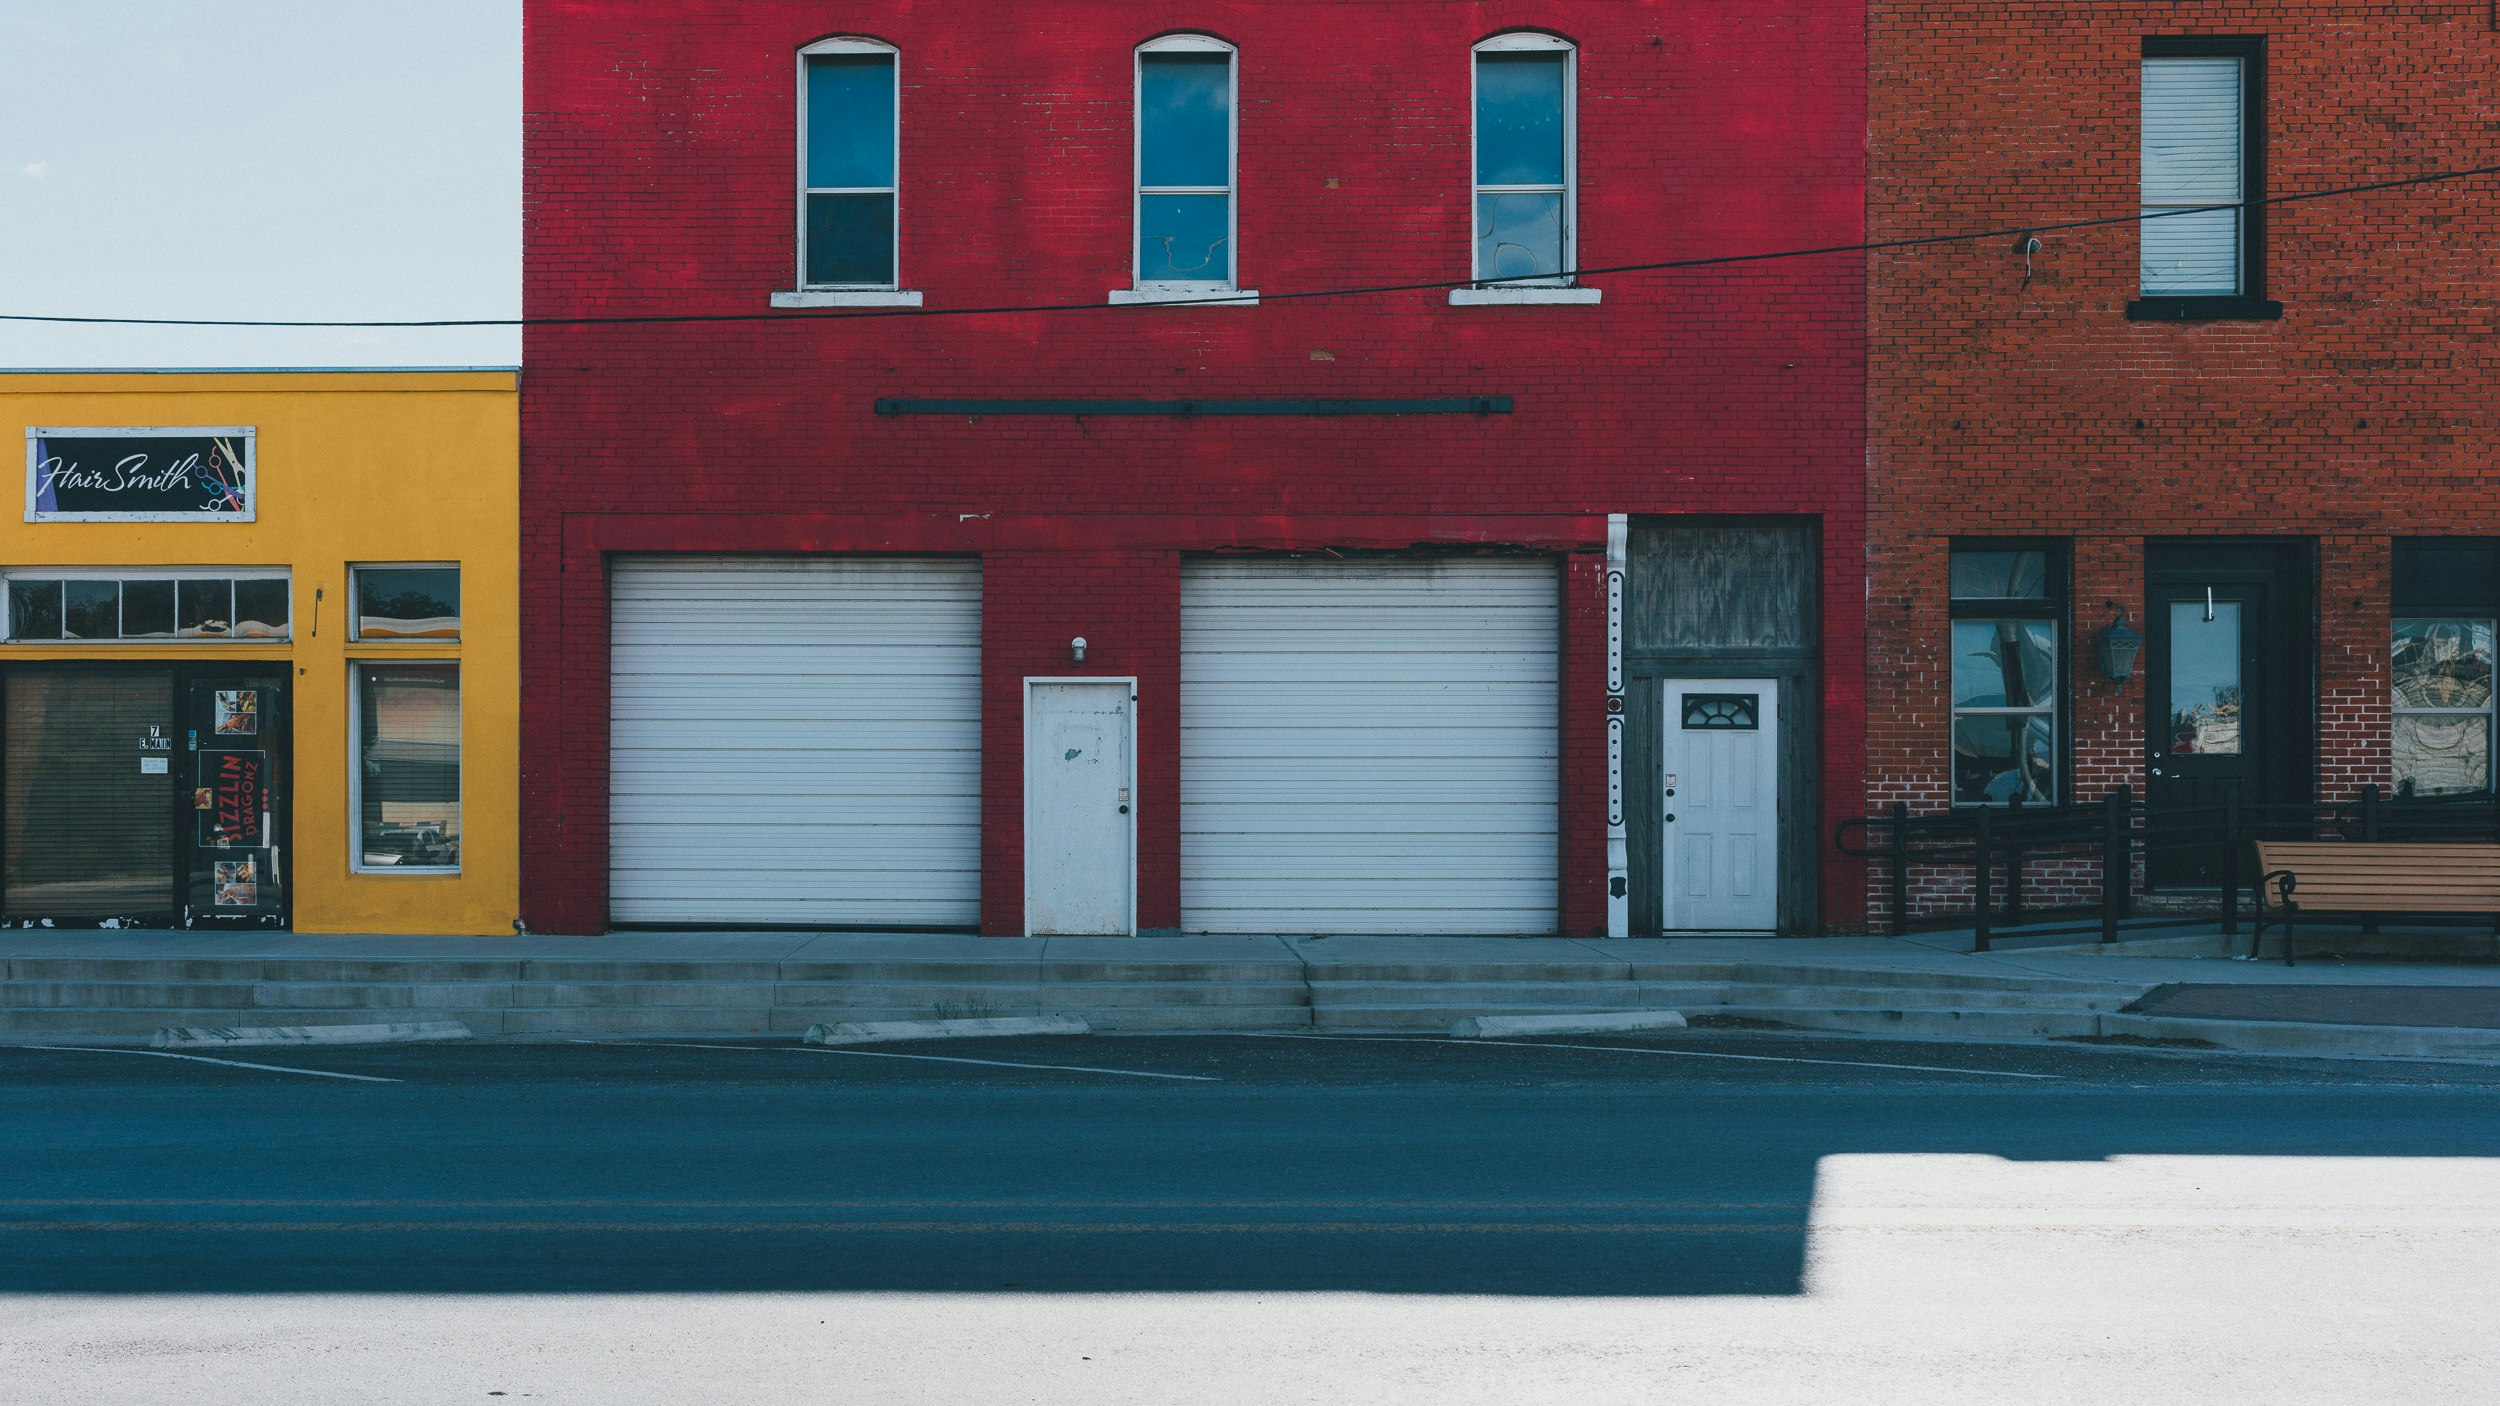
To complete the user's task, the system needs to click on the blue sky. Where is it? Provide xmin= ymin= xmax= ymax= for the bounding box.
xmin=0 ymin=1 xmax=519 ymax=368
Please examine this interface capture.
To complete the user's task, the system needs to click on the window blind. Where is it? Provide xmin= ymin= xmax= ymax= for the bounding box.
xmin=2141 ymin=57 xmax=2244 ymax=296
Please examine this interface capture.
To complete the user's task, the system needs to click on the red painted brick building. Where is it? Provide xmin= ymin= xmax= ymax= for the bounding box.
xmin=522 ymin=2 xmax=1865 ymax=937
xmin=1867 ymin=3 xmax=2500 ymax=920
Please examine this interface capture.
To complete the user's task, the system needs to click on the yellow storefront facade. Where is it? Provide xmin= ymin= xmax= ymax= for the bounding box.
xmin=0 ymin=371 xmax=516 ymax=935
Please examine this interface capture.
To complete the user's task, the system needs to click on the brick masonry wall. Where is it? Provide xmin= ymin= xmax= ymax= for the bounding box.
xmin=1867 ymin=3 xmax=2500 ymax=924
xmin=523 ymin=1 xmax=1867 ymax=934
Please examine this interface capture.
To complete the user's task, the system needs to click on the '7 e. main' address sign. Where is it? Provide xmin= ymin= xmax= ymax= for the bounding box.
xmin=24 ymin=427 xmax=256 ymax=522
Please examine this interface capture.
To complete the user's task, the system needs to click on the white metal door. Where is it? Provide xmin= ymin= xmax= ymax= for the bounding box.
xmin=1024 ymin=679 xmax=1136 ymax=936
xmin=1659 ymin=679 xmax=1779 ymax=932
xmin=608 ymin=556 xmax=982 ymax=927
xmin=1180 ymin=557 xmax=1560 ymax=934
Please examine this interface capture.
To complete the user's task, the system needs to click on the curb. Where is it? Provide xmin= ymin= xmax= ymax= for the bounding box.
xmin=805 ymin=1015 xmax=1089 ymax=1045
xmin=1452 ymin=1010 xmax=1688 ymax=1038
xmin=154 ymin=1020 xmax=474 ymax=1050
xmin=2101 ymin=1012 xmax=2500 ymax=1062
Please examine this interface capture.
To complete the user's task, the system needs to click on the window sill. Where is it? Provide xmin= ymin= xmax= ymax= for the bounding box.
xmin=2126 ymin=296 xmax=2282 ymax=322
xmin=1448 ymin=286 xmax=1601 ymax=306
xmin=1108 ymin=287 xmax=1260 ymax=308
xmin=771 ymin=289 xmax=923 ymax=309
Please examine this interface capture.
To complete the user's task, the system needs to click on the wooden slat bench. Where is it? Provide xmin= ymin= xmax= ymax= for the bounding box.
xmin=2252 ymin=841 xmax=2500 ymax=966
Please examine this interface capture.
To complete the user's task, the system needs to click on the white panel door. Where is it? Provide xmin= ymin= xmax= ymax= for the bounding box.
xmin=1181 ymin=557 xmax=1560 ymax=934
xmin=1024 ymin=680 xmax=1136 ymax=936
xmin=609 ymin=556 xmax=981 ymax=927
xmin=1659 ymin=680 xmax=1779 ymax=932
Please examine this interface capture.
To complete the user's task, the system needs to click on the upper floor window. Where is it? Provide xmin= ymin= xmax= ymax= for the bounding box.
xmin=1949 ymin=545 xmax=2065 ymax=805
xmin=1472 ymin=33 xmax=1575 ymax=286
xmin=800 ymin=37 xmax=899 ymax=290
xmin=2134 ymin=37 xmax=2276 ymax=320
xmin=1133 ymin=35 xmax=1237 ymax=291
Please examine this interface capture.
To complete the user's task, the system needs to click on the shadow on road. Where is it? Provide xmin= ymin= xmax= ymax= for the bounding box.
xmin=4 ymin=1035 xmax=2497 ymax=1295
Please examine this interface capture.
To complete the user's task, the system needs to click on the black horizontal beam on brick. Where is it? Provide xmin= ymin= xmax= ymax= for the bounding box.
xmin=874 ymin=397 xmax=1513 ymax=417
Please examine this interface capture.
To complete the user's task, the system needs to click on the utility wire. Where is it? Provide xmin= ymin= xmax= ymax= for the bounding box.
xmin=2 ymin=160 xmax=2493 ymax=331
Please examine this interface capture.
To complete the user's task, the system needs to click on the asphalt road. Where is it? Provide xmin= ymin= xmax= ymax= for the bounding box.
xmin=5 ymin=1031 xmax=2499 ymax=1404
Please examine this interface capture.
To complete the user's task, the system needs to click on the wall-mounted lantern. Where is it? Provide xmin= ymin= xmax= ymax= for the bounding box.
xmin=1070 ymin=636 xmax=1088 ymax=663
xmin=2096 ymin=610 xmax=2143 ymax=684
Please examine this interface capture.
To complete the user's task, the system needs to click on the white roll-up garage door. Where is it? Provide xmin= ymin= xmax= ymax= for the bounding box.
xmin=1180 ymin=557 xmax=1560 ymax=934
xmin=609 ymin=557 xmax=981 ymax=927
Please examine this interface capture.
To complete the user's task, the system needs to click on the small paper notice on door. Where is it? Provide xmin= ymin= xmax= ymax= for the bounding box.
xmin=214 ymin=690 xmax=259 ymax=736
xmin=139 ymin=756 xmax=169 ymax=775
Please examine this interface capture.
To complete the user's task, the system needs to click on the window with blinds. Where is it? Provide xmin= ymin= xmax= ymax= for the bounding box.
xmin=2140 ymin=54 xmax=2248 ymax=297
xmin=354 ymin=663 xmax=461 ymax=871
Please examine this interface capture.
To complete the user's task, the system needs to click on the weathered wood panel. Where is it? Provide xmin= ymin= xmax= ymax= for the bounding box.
xmin=1627 ymin=521 xmax=1817 ymax=654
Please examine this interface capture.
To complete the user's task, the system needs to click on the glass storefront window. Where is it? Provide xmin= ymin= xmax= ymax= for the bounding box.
xmin=1949 ymin=543 xmax=2064 ymax=805
xmin=354 ymin=663 xmax=461 ymax=871
xmin=2393 ymin=618 xmax=2496 ymax=797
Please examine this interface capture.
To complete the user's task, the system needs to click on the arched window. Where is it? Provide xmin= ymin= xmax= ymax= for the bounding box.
xmin=797 ymin=37 xmax=900 ymax=292
xmin=1471 ymin=32 xmax=1576 ymax=287
xmin=1123 ymin=34 xmax=1245 ymax=302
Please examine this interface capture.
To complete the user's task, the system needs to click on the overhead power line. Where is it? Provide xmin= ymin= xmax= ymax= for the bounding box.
xmin=2 ymin=161 xmax=2494 ymax=331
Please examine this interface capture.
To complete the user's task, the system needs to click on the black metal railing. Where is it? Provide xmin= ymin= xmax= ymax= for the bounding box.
xmin=1834 ymin=785 xmax=2500 ymax=951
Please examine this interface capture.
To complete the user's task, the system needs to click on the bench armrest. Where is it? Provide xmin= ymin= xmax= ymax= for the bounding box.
xmin=2258 ymin=869 xmax=2298 ymax=910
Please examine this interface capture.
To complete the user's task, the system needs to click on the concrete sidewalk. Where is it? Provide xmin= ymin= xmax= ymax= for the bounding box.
xmin=5 ymin=926 xmax=2499 ymax=1060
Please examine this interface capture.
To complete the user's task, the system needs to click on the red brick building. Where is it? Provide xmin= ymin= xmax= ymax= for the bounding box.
xmin=1867 ymin=3 xmax=2500 ymax=920
xmin=522 ymin=1 xmax=1865 ymax=937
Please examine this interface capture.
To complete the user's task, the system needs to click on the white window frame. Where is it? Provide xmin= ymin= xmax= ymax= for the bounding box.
xmin=1948 ymin=619 xmax=2060 ymax=807
xmin=1113 ymin=33 xmax=1256 ymax=307
xmin=1454 ymin=31 xmax=1595 ymax=306
xmin=2392 ymin=616 xmax=2498 ymax=798
xmin=1 ymin=566 xmax=292 ymax=644
xmin=349 ymin=658 xmax=464 ymax=875
xmin=347 ymin=561 xmax=462 ymax=644
xmin=25 ymin=426 xmax=256 ymax=523
xmin=777 ymin=36 xmax=922 ymax=308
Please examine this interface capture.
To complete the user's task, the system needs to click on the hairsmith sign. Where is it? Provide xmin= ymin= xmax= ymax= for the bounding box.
xmin=24 ymin=428 xmax=256 ymax=522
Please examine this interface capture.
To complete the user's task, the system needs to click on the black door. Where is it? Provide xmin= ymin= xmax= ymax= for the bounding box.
xmin=183 ymin=673 xmax=289 ymax=928
xmin=2144 ymin=544 xmax=2314 ymax=888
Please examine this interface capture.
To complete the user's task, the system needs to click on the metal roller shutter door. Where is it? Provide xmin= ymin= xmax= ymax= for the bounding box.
xmin=1181 ymin=557 xmax=1561 ymax=934
xmin=609 ymin=557 xmax=981 ymax=927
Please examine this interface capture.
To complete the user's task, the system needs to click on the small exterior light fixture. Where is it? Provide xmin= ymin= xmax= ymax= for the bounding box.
xmin=2096 ymin=610 xmax=2143 ymax=684
xmin=1070 ymin=636 xmax=1088 ymax=663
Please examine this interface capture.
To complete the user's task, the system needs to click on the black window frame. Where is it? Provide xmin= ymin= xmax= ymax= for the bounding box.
xmin=2391 ymin=538 xmax=2500 ymax=799
xmin=1948 ymin=540 xmax=2071 ymax=806
xmin=2129 ymin=35 xmax=2280 ymax=323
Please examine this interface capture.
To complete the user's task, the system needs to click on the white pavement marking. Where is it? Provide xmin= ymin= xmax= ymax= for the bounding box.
xmin=30 ymin=1046 xmax=399 ymax=1084
xmin=592 ymin=1038 xmax=1220 ymax=1083
xmin=1238 ymin=1031 xmax=2060 ymax=1080
xmin=793 ymin=1047 xmax=1220 ymax=1082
